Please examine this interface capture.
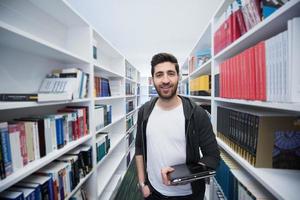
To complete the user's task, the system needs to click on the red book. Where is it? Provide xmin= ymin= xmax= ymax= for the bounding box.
xmin=232 ymin=10 xmax=242 ymax=41
xmin=260 ymin=41 xmax=267 ymax=101
xmin=57 ymin=109 xmax=79 ymax=140
xmin=249 ymin=47 xmax=256 ymax=100
xmin=220 ymin=62 xmax=224 ymax=97
xmin=254 ymin=43 xmax=261 ymax=100
xmin=67 ymin=106 xmax=88 ymax=136
xmin=15 ymin=122 xmax=28 ymax=166
xmin=236 ymin=8 xmax=247 ymax=35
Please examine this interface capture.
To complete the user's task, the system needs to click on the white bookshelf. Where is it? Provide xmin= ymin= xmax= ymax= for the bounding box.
xmin=218 ymin=139 xmax=300 ymax=200
xmin=180 ymin=1 xmax=300 ymax=200
xmin=0 ymin=0 xmax=140 ymax=199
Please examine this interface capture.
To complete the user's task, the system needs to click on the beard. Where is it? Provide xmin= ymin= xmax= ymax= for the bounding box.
xmin=154 ymin=81 xmax=178 ymax=100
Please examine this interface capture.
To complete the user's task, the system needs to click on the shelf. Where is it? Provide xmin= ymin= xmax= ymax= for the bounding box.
xmin=96 ymin=115 xmax=125 ymax=134
xmin=214 ymin=0 xmax=300 ymax=62
xmin=0 ymin=98 xmax=91 ymax=110
xmin=125 ymin=77 xmax=137 ymax=84
xmin=94 ymin=64 xmax=124 ymax=78
xmin=125 ymin=95 xmax=136 ymax=98
xmin=189 ymin=95 xmax=212 ymax=100
xmin=94 ymin=96 xmax=126 ymax=101
xmin=126 ymin=124 xmax=137 ymax=135
xmin=99 ymin=174 xmax=122 ymax=200
xmin=0 ymin=134 xmax=92 ymax=192
xmin=65 ymin=168 xmax=95 ymax=200
xmin=180 ymin=76 xmax=189 ymax=83
xmin=96 ymin=133 xmax=126 ymax=168
xmin=189 ymin=59 xmax=212 ymax=78
xmin=0 ymin=21 xmax=90 ymax=64
xmin=126 ymin=107 xmax=138 ymax=116
xmin=97 ymin=152 xmax=126 ymax=196
xmin=214 ymin=97 xmax=300 ymax=112
xmin=217 ymin=138 xmax=300 ymax=200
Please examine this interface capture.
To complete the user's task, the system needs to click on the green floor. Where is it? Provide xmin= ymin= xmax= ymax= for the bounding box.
xmin=114 ymin=161 xmax=143 ymax=200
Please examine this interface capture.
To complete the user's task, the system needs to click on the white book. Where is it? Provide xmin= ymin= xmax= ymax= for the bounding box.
xmin=109 ymin=79 xmax=123 ymax=96
xmin=265 ymin=37 xmax=271 ymax=101
xmin=61 ymin=68 xmax=84 ymax=99
xmin=22 ymin=121 xmax=35 ymax=162
xmin=282 ymin=31 xmax=288 ymax=102
xmin=47 ymin=115 xmax=57 ymax=151
xmin=32 ymin=121 xmax=40 ymax=160
xmin=44 ymin=117 xmax=53 ymax=155
xmin=38 ymin=77 xmax=77 ymax=102
xmin=289 ymin=17 xmax=300 ymax=102
xmin=8 ymin=127 xmax=23 ymax=172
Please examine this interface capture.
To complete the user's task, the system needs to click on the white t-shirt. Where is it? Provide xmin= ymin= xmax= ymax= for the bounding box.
xmin=146 ymin=103 xmax=192 ymax=196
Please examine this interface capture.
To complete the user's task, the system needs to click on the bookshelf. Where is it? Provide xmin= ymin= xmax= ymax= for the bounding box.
xmin=180 ymin=1 xmax=300 ymax=200
xmin=0 ymin=0 xmax=140 ymax=199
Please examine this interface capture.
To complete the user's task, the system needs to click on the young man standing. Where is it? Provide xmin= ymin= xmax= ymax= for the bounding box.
xmin=135 ymin=53 xmax=220 ymax=200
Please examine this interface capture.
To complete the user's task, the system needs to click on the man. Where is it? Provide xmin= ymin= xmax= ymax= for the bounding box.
xmin=135 ymin=53 xmax=220 ymax=200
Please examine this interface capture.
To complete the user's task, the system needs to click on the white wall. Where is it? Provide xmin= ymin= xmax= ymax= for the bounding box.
xmin=67 ymin=0 xmax=222 ymax=76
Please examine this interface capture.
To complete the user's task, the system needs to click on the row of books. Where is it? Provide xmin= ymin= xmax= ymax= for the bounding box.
xmin=0 ymin=145 xmax=93 ymax=200
xmin=96 ymin=132 xmax=111 ymax=163
xmin=214 ymin=0 xmax=289 ymax=54
xmin=215 ymin=151 xmax=273 ymax=200
xmin=126 ymin=114 xmax=135 ymax=132
xmin=178 ymin=82 xmax=189 ymax=96
xmin=0 ymin=68 xmax=89 ymax=102
xmin=125 ymin=82 xmax=135 ymax=96
xmin=94 ymin=76 xmax=111 ymax=97
xmin=125 ymin=61 xmax=136 ymax=80
xmin=217 ymin=106 xmax=300 ymax=169
xmin=218 ymin=17 xmax=300 ymax=102
xmin=126 ymin=100 xmax=134 ymax=114
xmin=94 ymin=76 xmax=124 ymax=97
xmin=38 ymin=68 xmax=89 ymax=102
xmin=94 ymin=104 xmax=112 ymax=132
xmin=188 ymin=48 xmax=211 ymax=74
xmin=189 ymin=75 xmax=211 ymax=96
xmin=0 ymin=106 xmax=88 ymax=180
xmin=148 ymin=86 xmax=157 ymax=95
xmin=126 ymin=129 xmax=136 ymax=150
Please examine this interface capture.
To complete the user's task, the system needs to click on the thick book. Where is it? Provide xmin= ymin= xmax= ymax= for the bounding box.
xmin=169 ymin=163 xmax=216 ymax=185
xmin=0 ymin=93 xmax=38 ymax=102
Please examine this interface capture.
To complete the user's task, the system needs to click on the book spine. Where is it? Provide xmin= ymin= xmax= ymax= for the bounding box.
xmin=0 ymin=122 xmax=13 ymax=177
xmin=0 ymin=93 xmax=38 ymax=101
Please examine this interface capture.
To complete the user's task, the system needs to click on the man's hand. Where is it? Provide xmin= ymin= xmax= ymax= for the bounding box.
xmin=161 ymin=166 xmax=175 ymax=185
xmin=141 ymin=185 xmax=151 ymax=198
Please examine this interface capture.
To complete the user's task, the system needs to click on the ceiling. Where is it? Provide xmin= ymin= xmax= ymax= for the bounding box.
xmin=67 ymin=0 xmax=222 ymax=76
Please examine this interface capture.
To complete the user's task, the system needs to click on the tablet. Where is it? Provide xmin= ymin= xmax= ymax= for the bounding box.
xmin=169 ymin=163 xmax=216 ymax=185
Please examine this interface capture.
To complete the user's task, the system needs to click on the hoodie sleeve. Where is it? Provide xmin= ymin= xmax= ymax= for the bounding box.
xmin=135 ymin=106 xmax=144 ymax=156
xmin=196 ymin=107 xmax=220 ymax=169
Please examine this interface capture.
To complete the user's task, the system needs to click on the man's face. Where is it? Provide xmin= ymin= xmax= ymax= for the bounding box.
xmin=152 ymin=62 xmax=179 ymax=100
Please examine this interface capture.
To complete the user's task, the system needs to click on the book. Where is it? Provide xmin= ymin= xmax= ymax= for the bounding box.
xmin=0 ymin=93 xmax=38 ymax=102
xmin=0 ymin=122 xmax=13 ymax=178
xmin=0 ymin=191 xmax=24 ymax=200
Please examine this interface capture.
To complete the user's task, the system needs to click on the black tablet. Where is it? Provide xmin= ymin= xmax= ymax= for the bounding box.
xmin=169 ymin=163 xmax=216 ymax=185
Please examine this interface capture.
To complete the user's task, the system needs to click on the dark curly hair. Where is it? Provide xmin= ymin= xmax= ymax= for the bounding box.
xmin=151 ymin=53 xmax=179 ymax=77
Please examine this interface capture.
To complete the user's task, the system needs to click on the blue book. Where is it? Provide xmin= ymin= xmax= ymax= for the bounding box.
xmin=55 ymin=115 xmax=64 ymax=149
xmin=0 ymin=191 xmax=24 ymax=200
xmin=9 ymin=187 xmax=35 ymax=200
xmin=0 ymin=122 xmax=13 ymax=177
xmin=15 ymin=182 xmax=41 ymax=200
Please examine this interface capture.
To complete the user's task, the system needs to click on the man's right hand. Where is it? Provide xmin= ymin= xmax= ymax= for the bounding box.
xmin=141 ymin=185 xmax=151 ymax=198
